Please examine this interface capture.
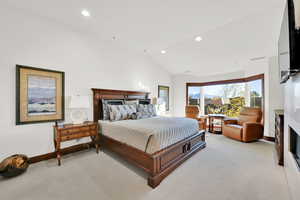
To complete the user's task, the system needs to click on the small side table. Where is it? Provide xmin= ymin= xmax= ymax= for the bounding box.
xmin=208 ymin=114 xmax=226 ymax=134
xmin=53 ymin=122 xmax=99 ymax=166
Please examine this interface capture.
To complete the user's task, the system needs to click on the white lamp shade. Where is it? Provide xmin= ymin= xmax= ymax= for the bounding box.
xmin=69 ymin=95 xmax=90 ymax=109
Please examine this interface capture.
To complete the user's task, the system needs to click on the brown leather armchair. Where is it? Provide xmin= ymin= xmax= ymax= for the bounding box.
xmin=185 ymin=105 xmax=207 ymax=131
xmin=222 ymin=107 xmax=263 ymax=142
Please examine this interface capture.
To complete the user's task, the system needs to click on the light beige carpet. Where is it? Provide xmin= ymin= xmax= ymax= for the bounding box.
xmin=0 ymin=133 xmax=291 ymax=200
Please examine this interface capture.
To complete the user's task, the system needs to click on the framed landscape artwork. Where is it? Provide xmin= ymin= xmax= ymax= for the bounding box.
xmin=158 ymin=85 xmax=170 ymax=111
xmin=16 ymin=65 xmax=65 ymax=125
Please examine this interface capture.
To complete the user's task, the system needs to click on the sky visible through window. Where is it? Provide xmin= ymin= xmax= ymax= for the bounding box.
xmin=248 ymin=80 xmax=262 ymax=96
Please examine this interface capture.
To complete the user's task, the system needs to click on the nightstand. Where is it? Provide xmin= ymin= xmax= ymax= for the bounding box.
xmin=53 ymin=122 xmax=99 ymax=166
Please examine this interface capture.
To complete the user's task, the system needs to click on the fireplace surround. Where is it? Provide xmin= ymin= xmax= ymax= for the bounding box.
xmin=290 ymin=127 xmax=300 ymax=170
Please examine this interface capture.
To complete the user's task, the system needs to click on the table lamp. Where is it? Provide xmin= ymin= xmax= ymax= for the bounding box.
xmin=69 ymin=95 xmax=90 ymax=124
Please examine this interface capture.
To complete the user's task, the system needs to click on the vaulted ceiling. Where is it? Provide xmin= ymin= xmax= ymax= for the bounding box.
xmin=3 ymin=0 xmax=285 ymax=76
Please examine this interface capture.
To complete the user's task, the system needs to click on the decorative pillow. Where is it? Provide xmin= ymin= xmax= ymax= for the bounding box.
xmin=135 ymin=111 xmax=151 ymax=119
xmin=136 ymin=112 xmax=144 ymax=119
xmin=102 ymin=99 xmax=124 ymax=120
xmin=129 ymin=112 xmax=138 ymax=120
xmin=108 ymin=104 xmax=137 ymax=121
xmin=137 ymin=104 xmax=157 ymax=118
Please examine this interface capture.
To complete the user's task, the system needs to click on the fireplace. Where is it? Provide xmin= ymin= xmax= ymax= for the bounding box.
xmin=290 ymin=127 xmax=300 ymax=169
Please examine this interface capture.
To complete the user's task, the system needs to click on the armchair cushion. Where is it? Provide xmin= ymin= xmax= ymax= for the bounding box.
xmin=237 ymin=107 xmax=262 ymax=126
xmin=223 ymin=124 xmax=243 ymax=141
xmin=242 ymin=122 xmax=264 ymax=142
xmin=197 ymin=116 xmax=208 ymax=131
xmin=223 ymin=118 xmax=238 ymax=125
xmin=238 ymin=115 xmax=259 ymax=126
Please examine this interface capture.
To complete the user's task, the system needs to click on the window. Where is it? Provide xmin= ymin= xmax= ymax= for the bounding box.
xmin=158 ymin=85 xmax=170 ymax=111
xmin=203 ymin=83 xmax=245 ymax=117
xmin=188 ymin=86 xmax=201 ymax=106
xmin=247 ymin=79 xmax=263 ymax=108
xmin=186 ymin=74 xmax=264 ymax=118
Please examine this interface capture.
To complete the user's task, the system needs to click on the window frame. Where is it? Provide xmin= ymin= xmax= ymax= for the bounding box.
xmin=186 ymin=74 xmax=265 ymax=117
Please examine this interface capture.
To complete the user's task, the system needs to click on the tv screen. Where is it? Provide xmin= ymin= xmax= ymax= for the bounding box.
xmin=278 ymin=0 xmax=300 ymax=83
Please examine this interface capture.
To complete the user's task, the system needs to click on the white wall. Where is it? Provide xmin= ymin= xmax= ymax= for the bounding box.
xmin=172 ymin=57 xmax=284 ymax=137
xmin=0 ymin=6 xmax=172 ymax=160
xmin=268 ymin=56 xmax=284 ymax=136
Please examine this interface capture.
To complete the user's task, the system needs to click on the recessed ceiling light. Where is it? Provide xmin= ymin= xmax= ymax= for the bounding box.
xmin=195 ymin=36 xmax=202 ymax=42
xmin=81 ymin=9 xmax=91 ymax=17
xmin=161 ymin=50 xmax=166 ymax=54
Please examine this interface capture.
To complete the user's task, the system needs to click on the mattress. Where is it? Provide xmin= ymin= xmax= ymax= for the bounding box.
xmin=99 ymin=116 xmax=199 ymax=154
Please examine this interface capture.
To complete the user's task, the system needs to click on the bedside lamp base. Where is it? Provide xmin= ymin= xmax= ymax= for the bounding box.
xmin=70 ymin=109 xmax=87 ymax=124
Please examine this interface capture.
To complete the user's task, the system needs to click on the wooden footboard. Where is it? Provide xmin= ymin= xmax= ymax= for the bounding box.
xmin=100 ymin=131 xmax=206 ymax=188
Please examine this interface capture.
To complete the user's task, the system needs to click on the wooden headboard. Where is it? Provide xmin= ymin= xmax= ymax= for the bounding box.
xmin=92 ymin=88 xmax=150 ymax=122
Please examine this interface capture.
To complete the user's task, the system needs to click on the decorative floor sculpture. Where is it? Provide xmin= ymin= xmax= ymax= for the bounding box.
xmin=0 ymin=154 xmax=29 ymax=178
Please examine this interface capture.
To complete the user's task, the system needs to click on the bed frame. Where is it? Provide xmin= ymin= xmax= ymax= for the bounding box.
xmin=92 ymin=88 xmax=206 ymax=188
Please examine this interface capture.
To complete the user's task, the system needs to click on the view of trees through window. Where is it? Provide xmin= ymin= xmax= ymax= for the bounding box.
xmin=188 ymin=79 xmax=263 ymax=117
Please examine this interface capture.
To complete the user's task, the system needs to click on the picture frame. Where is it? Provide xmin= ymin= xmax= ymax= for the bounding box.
xmin=158 ymin=85 xmax=170 ymax=111
xmin=16 ymin=65 xmax=65 ymax=125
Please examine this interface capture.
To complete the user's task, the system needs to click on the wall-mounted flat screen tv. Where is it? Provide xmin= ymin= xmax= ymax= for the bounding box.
xmin=278 ymin=0 xmax=300 ymax=84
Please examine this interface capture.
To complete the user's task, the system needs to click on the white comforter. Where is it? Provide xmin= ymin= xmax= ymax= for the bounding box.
xmin=99 ymin=116 xmax=199 ymax=154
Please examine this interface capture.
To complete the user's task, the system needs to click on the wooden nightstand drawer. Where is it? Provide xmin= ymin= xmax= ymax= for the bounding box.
xmin=61 ymin=135 xmax=74 ymax=141
xmin=80 ymin=126 xmax=90 ymax=132
xmin=60 ymin=129 xmax=79 ymax=136
xmin=61 ymin=131 xmax=91 ymax=141
xmin=90 ymin=125 xmax=97 ymax=130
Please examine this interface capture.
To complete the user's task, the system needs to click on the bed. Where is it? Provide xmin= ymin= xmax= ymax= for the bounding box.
xmin=92 ymin=88 xmax=206 ymax=188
